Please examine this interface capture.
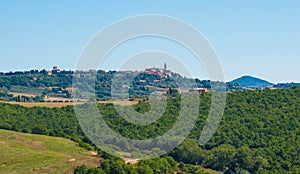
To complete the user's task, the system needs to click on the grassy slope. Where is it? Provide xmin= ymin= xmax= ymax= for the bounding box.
xmin=0 ymin=129 xmax=99 ymax=174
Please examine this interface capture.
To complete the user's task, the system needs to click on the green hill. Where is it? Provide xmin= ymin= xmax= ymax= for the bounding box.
xmin=0 ymin=129 xmax=99 ymax=174
xmin=1 ymin=88 xmax=300 ymax=173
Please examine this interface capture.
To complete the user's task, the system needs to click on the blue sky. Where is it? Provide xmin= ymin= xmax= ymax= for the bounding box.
xmin=0 ymin=1 xmax=299 ymax=83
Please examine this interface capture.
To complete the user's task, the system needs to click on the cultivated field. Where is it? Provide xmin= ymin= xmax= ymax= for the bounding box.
xmin=99 ymin=100 xmax=139 ymax=106
xmin=8 ymin=92 xmax=39 ymax=97
xmin=1 ymin=100 xmax=139 ymax=108
xmin=0 ymin=129 xmax=99 ymax=174
xmin=3 ymin=101 xmax=77 ymax=108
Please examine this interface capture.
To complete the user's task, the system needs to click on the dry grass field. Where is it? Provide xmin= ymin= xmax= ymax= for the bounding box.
xmin=3 ymin=102 xmax=76 ymax=108
xmin=1 ymin=100 xmax=139 ymax=108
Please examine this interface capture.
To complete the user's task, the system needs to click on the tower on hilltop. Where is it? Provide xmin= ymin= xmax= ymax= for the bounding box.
xmin=163 ymin=63 xmax=167 ymax=75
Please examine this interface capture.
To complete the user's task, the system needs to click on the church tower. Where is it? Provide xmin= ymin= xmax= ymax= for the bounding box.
xmin=163 ymin=63 xmax=167 ymax=76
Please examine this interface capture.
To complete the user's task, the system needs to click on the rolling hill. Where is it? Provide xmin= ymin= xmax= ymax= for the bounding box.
xmin=230 ymin=75 xmax=274 ymax=88
xmin=0 ymin=129 xmax=99 ymax=174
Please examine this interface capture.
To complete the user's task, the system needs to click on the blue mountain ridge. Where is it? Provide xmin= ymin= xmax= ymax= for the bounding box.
xmin=229 ymin=75 xmax=274 ymax=88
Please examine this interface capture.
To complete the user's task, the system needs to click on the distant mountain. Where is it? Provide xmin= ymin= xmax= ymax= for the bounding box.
xmin=230 ymin=75 xmax=274 ymax=88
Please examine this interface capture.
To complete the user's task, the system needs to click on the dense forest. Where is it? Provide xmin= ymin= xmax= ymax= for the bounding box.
xmin=0 ymin=88 xmax=299 ymax=173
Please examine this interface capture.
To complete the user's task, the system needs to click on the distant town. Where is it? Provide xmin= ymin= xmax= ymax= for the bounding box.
xmin=1 ymin=63 xmax=300 ymax=107
xmin=47 ymin=63 xmax=172 ymax=78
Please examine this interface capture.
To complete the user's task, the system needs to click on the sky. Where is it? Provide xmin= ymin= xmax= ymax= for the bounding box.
xmin=0 ymin=0 xmax=299 ymax=83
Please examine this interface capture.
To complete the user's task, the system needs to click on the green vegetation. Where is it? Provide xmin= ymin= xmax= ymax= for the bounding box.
xmin=0 ymin=103 xmax=94 ymax=150
xmin=172 ymin=88 xmax=300 ymax=173
xmin=0 ymin=129 xmax=99 ymax=174
xmin=0 ymin=90 xmax=14 ymax=101
xmin=274 ymin=83 xmax=300 ymax=89
xmin=9 ymin=85 xmax=45 ymax=95
xmin=0 ymin=88 xmax=299 ymax=173
xmin=0 ymin=69 xmax=237 ymax=102
xmin=74 ymin=157 xmax=213 ymax=174
xmin=1 ymin=70 xmax=299 ymax=102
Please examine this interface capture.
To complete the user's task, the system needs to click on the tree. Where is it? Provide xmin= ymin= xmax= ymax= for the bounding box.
xmin=138 ymin=165 xmax=154 ymax=174
xmin=31 ymin=125 xmax=48 ymax=135
xmin=74 ymin=165 xmax=88 ymax=174
xmin=204 ymin=144 xmax=236 ymax=171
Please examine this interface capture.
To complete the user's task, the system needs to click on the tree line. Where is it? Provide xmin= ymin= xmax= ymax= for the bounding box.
xmin=0 ymin=88 xmax=299 ymax=173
